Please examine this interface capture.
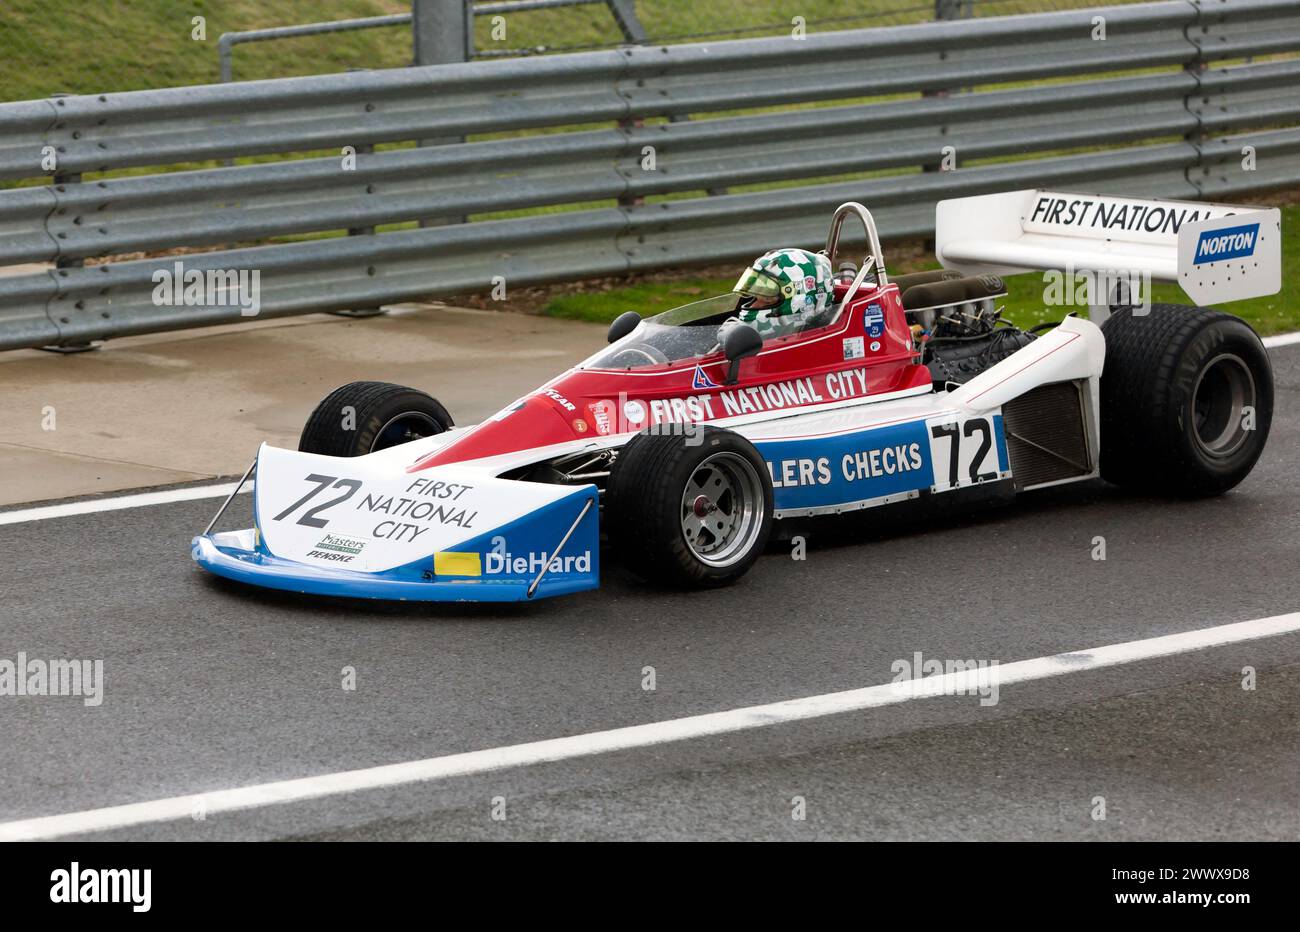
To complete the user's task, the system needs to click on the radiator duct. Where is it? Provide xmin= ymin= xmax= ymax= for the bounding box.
xmin=1002 ymin=381 xmax=1091 ymax=490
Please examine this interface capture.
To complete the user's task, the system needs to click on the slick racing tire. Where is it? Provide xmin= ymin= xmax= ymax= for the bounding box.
xmin=298 ymin=381 xmax=453 ymax=457
xmin=606 ymin=426 xmax=773 ymax=588
xmin=1100 ymin=304 xmax=1272 ymax=496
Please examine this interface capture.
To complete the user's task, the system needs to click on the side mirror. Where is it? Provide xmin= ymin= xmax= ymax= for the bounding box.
xmin=722 ymin=324 xmax=763 ymax=384
xmin=607 ymin=311 xmax=641 ymax=344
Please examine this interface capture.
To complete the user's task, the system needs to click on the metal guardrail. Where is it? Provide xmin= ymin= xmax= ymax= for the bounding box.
xmin=0 ymin=0 xmax=1298 ymax=351
xmin=215 ymin=1 xmax=643 ymax=80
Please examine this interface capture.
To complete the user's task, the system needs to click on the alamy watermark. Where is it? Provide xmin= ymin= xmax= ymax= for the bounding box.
xmin=1043 ymin=266 xmax=1152 ymax=314
xmin=152 ymin=260 xmax=261 ymax=317
xmin=0 ymin=653 xmax=103 ymax=706
xmin=891 ymin=651 xmax=1000 ymax=706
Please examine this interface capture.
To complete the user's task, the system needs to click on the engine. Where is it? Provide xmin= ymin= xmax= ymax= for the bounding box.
xmin=894 ymin=271 xmax=1037 ymax=386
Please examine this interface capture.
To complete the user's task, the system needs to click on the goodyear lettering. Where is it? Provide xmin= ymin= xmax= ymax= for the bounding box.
xmin=539 ymin=388 xmax=576 ymax=412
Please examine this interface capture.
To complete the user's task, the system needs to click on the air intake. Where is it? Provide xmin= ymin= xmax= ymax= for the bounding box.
xmin=1002 ymin=381 xmax=1091 ymax=490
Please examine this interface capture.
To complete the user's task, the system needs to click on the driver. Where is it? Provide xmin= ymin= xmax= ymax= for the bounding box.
xmin=724 ymin=247 xmax=837 ymax=341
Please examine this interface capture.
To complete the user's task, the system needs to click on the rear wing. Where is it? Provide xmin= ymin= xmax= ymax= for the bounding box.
xmin=935 ymin=190 xmax=1281 ymax=306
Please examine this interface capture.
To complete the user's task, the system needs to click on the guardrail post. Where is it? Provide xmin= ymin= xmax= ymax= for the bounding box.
xmin=412 ymin=0 xmax=470 ymax=66
xmin=1183 ymin=5 xmax=1209 ymax=196
xmin=923 ymin=2 xmax=971 ymax=254
xmin=934 ymin=0 xmax=971 ymax=20
xmin=413 ymin=0 xmax=470 ymax=227
xmin=606 ymin=0 xmax=647 ymax=43
xmin=330 ymin=139 xmax=387 ymax=318
xmin=39 ymin=92 xmax=95 ymax=353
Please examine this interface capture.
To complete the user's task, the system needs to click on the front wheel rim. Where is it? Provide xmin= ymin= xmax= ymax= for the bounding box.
xmin=371 ymin=412 xmax=442 ymax=452
xmin=679 ymin=451 xmax=765 ymax=567
xmin=1192 ymin=353 xmax=1256 ymax=458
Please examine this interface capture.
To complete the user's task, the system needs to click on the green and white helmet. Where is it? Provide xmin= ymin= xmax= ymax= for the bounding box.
xmin=733 ymin=248 xmax=836 ymax=326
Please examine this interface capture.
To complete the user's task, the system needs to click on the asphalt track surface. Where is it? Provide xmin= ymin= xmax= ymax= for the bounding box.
xmin=1 ymin=345 xmax=1297 ymax=841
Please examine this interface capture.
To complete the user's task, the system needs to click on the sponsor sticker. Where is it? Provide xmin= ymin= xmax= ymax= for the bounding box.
xmin=485 ymin=548 xmax=593 ymax=576
xmin=869 ymin=340 xmax=881 ymax=353
xmin=434 ymin=551 xmax=483 ymax=577
xmin=586 ymin=400 xmax=614 ymax=435
xmin=864 ymin=303 xmax=885 ymax=338
xmin=1026 ymin=193 xmax=1230 ymax=239
xmin=1193 ymin=223 xmax=1259 ymax=265
xmin=758 ymin=419 xmax=935 ymax=511
xmin=623 ymin=400 xmax=647 ymax=425
xmin=692 ymin=364 xmax=721 ymax=390
xmin=315 ymin=533 xmax=366 ymax=555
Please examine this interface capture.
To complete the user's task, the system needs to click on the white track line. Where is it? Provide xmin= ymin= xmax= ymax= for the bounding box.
xmin=1263 ymin=332 xmax=1300 ymax=349
xmin=0 ymin=482 xmax=250 ymax=526
xmin=2 ymin=611 xmax=1297 ymax=841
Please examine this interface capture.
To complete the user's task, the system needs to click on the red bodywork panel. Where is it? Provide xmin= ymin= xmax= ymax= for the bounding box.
xmin=413 ymin=282 xmax=931 ymax=470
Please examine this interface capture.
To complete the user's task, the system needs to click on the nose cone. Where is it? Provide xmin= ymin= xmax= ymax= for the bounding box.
xmin=409 ymin=395 xmax=584 ymax=469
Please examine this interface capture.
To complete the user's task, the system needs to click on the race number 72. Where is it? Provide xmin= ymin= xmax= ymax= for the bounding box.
xmin=927 ymin=415 xmax=1001 ymax=492
xmin=271 ymin=473 xmax=361 ymax=528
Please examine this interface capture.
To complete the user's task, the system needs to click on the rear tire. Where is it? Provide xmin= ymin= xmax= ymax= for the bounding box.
xmin=298 ymin=381 xmax=452 ymax=457
xmin=1100 ymin=304 xmax=1272 ymax=496
xmin=606 ymin=426 xmax=773 ymax=588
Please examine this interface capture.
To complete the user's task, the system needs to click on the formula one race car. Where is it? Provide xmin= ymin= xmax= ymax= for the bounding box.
xmin=193 ymin=191 xmax=1281 ymax=602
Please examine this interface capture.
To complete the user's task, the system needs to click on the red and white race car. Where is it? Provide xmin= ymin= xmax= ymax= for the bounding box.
xmin=193 ymin=192 xmax=1280 ymax=601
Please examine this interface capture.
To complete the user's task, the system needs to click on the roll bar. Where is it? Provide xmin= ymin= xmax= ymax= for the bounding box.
xmin=823 ymin=202 xmax=888 ymax=288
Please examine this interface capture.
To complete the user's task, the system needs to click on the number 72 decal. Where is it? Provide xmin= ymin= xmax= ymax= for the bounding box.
xmin=271 ymin=473 xmax=362 ymax=528
xmin=925 ymin=414 xmax=1009 ymax=493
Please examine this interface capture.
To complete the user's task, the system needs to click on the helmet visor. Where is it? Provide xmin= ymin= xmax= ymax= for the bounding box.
xmin=733 ymin=267 xmax=781 ymax=301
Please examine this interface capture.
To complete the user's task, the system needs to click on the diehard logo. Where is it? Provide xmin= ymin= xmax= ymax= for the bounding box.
xmin=485 ymin=549 xmax=593 ymax=575
xmin=1194 ymin=223 xmax=1260 ymax=265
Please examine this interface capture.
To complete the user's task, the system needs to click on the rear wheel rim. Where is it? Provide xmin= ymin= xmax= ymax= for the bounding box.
xmin=371 ymin=412 xmax=442 ymax=452
xmin=679 ymin=452 xmax=765 ymax=567
xmin=1192 ymin=353 xmax=1255 ymax=458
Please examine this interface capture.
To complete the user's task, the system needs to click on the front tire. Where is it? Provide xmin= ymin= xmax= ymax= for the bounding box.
xmin=1100 ymin=304 xmax=1272 ymax=496
xmin=298 ymin=381 xmax=452 ymax=457
xmin=606 ymin=426 xmax=774 ymax=588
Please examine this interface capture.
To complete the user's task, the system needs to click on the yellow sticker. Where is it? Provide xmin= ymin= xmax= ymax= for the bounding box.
xmin=433 ymin=551 xmax=482 ymax=577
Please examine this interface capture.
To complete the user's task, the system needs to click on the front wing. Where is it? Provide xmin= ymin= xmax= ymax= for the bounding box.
xmin=192 ymin=443 xmax=599 ymax=602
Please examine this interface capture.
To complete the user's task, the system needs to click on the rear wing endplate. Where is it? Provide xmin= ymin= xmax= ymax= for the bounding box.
xmin=935 ymin=190 xmax=1281 ymax=305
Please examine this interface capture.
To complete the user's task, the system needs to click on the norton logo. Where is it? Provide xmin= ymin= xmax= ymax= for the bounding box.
xmin=1194 ymin=223 xmax=1259 ymax=265
xmin=485 ymin=549 xmax=593 ymax=575
xmin=315 ymin=534 xmax=365 ymax=555
xmin=50 ymin=862 xmax=151 ymax=913
xmin=692 ymin=365 xmax=720 ymax=390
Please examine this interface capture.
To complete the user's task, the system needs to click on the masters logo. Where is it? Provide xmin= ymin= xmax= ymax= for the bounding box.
xmin=315 ymin=534 xmax=366 ymax=555
xmin=307 ymin=534 xmax=367 ymax=562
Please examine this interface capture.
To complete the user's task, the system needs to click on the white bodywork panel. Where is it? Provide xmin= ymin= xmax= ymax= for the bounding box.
xmin=1177 ymin=208 xmax=1282 ymax=305
xmin=254 ymin=443 xmax=580 ymax=573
